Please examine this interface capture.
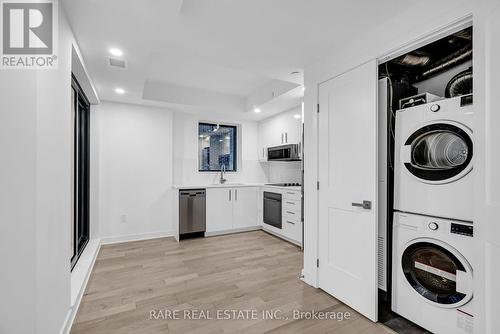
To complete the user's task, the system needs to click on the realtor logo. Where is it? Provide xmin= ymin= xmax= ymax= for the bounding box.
xmin=1 ymin=0 xmax=58 ymax=68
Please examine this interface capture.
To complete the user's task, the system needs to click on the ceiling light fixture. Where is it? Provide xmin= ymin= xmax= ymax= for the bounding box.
xmin=109 ymin=48 xmax=123 ymax=57
xmin=294 ymin=114 xmax=301 ymax=119
xmin=253 ymin=107 xmax=261 ymax=113
xmin=114 ymin=87 xmax=125 ymax=94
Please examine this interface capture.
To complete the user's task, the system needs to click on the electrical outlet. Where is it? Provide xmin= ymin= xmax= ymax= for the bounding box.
xmin=120 ymin=214 xmax=127 ymax=223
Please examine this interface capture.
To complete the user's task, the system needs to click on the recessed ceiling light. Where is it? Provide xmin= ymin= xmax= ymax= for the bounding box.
xmin=294 ymin=114 xmax=301 ymax=119
xmin=114 ymin=88 xmax=125 ymax=94
xmin=109 ymin=48 xmax=123 ymax=57
xmin=253 ymin=107 xmax=261 ymax=113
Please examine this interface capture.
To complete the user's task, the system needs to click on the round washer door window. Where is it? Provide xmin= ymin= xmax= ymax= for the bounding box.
xmin=403 ymin=123 xmax=473 ymax=183
xmin=401 ymin=239 xmax=473 ymax=307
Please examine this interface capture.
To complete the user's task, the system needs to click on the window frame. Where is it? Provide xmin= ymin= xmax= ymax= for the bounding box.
xmin=198 ymin=122 xmax=238 ymax=172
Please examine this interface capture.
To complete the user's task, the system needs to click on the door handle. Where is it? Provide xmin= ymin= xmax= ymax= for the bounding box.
xmin=229 ymin=189 xmax=231 ymax=201
xmin=235 ymin=189 xmax=237 ymax=201
xmin=352 ymin=200 xmax=372 ymax=210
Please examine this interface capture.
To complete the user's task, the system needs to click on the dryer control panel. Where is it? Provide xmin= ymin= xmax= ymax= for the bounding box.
xmin=451 ymin=223 xmax=473 ymax=237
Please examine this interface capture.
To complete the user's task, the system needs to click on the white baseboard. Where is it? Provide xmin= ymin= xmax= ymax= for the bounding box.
xmin=60 ymin=239 xmax=101 ymax=334
xmin=204 ymin=226 xmax=260 ymax=237
xmin=100 ymin=230 xmax=174 ymax=245
xmin=300 ymin=269 xmax=318 ymax=288
xmin=261 ymin=227 xmax=302 ymax=247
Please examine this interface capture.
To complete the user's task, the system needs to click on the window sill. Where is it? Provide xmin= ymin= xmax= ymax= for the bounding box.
xmin=70 ymin=238 xmax=100 ymax=307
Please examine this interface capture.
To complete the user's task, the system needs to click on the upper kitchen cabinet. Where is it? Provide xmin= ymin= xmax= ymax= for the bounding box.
xmin=258 ymin=106 xmax=303 ymax=160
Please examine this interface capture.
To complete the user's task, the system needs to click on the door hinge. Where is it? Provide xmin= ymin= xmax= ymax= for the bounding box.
xmin=317 ymin=259 xmax=320 ymax=268
xmin=317 ymin=104 xmax=320 ymax=113
xmin=317 ymin=181 xmax=319 ymax=190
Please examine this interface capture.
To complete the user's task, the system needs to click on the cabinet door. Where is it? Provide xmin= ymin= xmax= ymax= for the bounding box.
xmin=269 ymin=116 xmax=286 ymax=146
xmin=282 ymin=111 xmax=302 ymax=145
xmin=258 ymin=121 xmax=269 ymax=160
xmin=232 ymin=187 xmax=258 ymax=229
xmin=206 ymin=188 xmax=233 ymax=232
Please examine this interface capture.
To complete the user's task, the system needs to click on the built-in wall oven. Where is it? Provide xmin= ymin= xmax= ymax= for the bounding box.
xmin=263 ymin=191 xmax=282 ymax=229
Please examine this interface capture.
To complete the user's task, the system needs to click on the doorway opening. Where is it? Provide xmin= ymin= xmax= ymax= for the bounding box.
xmin=377 ymin=24 xmax=473 ymax=333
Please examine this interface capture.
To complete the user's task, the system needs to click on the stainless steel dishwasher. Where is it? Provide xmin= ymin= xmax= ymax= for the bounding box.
xmin=179 ymin=189 xmax=206 ymax=239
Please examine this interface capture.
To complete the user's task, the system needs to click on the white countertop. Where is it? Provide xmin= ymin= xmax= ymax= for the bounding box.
xmin=173 ymin=183 xmax=301 ymax=191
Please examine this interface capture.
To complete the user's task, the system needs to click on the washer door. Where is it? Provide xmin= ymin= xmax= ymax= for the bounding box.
xmin=402 ymin=123 xmax=473 ymax=184
xmin=401 ymin=238 xmax=473 ymax=308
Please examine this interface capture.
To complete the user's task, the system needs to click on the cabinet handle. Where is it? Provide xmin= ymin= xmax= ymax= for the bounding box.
xmin=286 ymin=211 xmax=295 ymax=215
xmin=286 ymin=201 xmax=295 ymax=205
xmin=287 ymin=192 xmax=295 ymax=195
xmin=286 ymin=220 xmax=295 ymax=225
xmin=229 ymin=189 xmax=231 ymax=201
xmin=281 ymin=133 xmax=284 ymax=144
xmin=235 ymin=189 xmax=238 ymax=201
xmin=285 ymin=132 xmax=288 ymax=143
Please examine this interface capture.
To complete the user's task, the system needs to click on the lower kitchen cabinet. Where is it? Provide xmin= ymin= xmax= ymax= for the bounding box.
xmin=260 ymin=187 xmax=303 ymax=246
xmin=206 ymin=188 xmax=233 ymax=232
xmin=206 ymin=187 xmax=258 ymax=234
xmin=232 ymin=187 xmax=258 ymax=229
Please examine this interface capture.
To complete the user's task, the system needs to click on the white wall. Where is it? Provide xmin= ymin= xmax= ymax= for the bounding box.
xmin=93 ymin=102 xmax=174 ymax=242
xmin=0 ymin=5 xmax=80 ymax=334
xmin=172 ymin=112 xmax=268 ymax=185
xmin=0 ymin=72 xmax=38 ymax=334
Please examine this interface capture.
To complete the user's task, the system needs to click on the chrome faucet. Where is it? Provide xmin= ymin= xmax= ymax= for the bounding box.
xmin=220 ymin=164 xmax=227 ymax=184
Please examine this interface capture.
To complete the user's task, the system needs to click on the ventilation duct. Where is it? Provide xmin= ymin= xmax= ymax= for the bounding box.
xmin=419 ymin=46 xmax=472 ymax=80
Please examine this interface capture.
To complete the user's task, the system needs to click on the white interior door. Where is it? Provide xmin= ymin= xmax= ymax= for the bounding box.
xmin=318 ymin=60 xmax=378 ymax=322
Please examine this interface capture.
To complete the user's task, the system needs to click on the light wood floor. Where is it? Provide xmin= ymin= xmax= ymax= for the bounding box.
xmin=71 ymin=231 xmax=394 ymax=334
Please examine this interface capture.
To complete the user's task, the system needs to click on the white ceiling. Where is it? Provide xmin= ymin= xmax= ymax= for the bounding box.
xmin=63 ymin=0 xmax=418 ymax=120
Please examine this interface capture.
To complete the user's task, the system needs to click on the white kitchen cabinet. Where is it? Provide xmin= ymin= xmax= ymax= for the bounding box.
xmin=206 ymin=186 xmax=259 ymax=234
xmin=233 ymin=187 xmax=258 ymax=229
xmin=258 ymin=108 xmax=303 ymax=161
xmin=206 ymin=187 xmax=233 ymax=233
xmin=260 ymin=187 xmax=303 ymax=245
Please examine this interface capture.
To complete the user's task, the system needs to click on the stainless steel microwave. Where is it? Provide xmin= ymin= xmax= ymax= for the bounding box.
xmin=267 ymin=144 xmax=301 ymax=161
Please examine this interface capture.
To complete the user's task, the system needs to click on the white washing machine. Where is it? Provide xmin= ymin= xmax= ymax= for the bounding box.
xmin=394 ymin=94 xmax=474 ymax=221
xmin=392 ymin=212 xmax=474 ymax=334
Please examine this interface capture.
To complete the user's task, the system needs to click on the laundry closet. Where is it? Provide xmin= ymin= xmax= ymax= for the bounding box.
xmin=378 ymin=25 xmax=474 ymax=334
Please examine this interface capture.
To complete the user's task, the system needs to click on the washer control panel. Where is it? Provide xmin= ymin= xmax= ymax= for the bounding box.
xmin=451 ymin=223 xmax=473 ymax=237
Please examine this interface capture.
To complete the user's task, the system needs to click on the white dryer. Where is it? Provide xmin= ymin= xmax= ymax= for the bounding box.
xmin=394 ymin=94 xmax=474 ymax=221
xmin=392 ymin=212 xmax=474 ymax=334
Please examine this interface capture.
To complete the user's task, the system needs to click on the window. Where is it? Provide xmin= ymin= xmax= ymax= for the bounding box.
xmin=71 ymin=74 xmax=90 ymax=270
xmin=198 ymin=123 xmax=237 ymax=171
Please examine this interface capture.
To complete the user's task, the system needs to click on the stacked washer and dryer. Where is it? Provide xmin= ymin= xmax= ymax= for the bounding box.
xmin=392 ymin=94 xmax=475 ymax=334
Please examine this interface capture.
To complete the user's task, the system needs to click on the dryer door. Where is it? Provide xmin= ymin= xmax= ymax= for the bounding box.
xmin=401 ymin=123 xmax=473 ymax=184
xmin=401 ymin=238 xmax=473 ymax=308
